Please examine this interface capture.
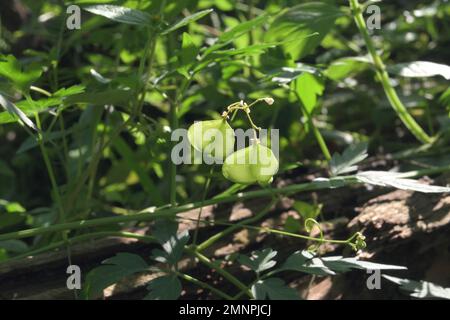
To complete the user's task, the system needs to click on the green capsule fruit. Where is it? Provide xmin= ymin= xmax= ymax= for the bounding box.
xmin=187 ymin=119 xmax=235 ymax=161
xmin=222 ymin=143 xmax=278 ymax=185
xmin=222 ymin=146 xmax=258 ymax=184
xmin=250 ymin=143 xmax=279 ymax=184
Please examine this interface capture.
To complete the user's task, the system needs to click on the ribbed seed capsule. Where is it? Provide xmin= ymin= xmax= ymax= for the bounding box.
xmin=187 ymin=119 xmax=235 ymax=161
xmin=222 ymin=143 xmax=278 ymax=185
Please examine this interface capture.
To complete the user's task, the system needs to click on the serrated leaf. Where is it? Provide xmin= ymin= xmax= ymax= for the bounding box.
xmin=53 ymin=85 xmax=85 ymax=97
xmin=322 ymin=256 xmax=407 ymax=272
xmin=280 ymin=251 xmax=336 ymax=276
xmin=150 ymin=219 xmax=189 ymax=266
xmin=388 ymin=61 xmax=450 ymax=80
xmin=152 ymin=219 xmax=179 ymax=244
xmin=84 ymin=252 xmax=149 ymax=299
xmin=144 ymin=275 xmax=182 ymax=300
xmin=266 ymin=2 xmax=343 ymax=59
xmin=325 ymin=56 xmax=371 ymax=81
xmin=271 ymin=63 xmax=320 ymax=85
xmin=219 ymin=13 xmax=268 ymax=43
xmin=383 ymin=275 xmax=450 ymax=300
xmin=64 ymin=89 xmax=132 ymax=106
xmin=210 ymin=43 xmax=279 ymax=57
xmin=0 ymin=85 xmax=85 ymax=125
xmin=356 ymin=171 xmax=450 ymax=193
xmin=292 ymin=201 xmax=321 ymax=220
xmin=84 ymin=5 xmax=152 ymax=26
xmin=279 ymin=251 xmax=406 ymax=276
xmin=0 ymin=55 xmax=42 ymax=93
xmin=330 ymin=142 xmax=368 ymax=176
xmin=284 ymin=216 xmax=302 ymax=233
xmin=17 ymin=130 xmax=72 ymax=154
xmin=252 ymin=278 xmax=299 ymax=300
xmin=295 ymin=72 xmax=324 ymax=113
xmin=162 ymin=9 xmax=213 ymax=35
xmin=0 ymin=93 xmax=38 ymax=131
xmin=177 ymin=33 xmax=198 ymax=78
xmin=201 ymin=13 xmax=269 ymax=58
xmin=180 ymin=33 xmax=198 ymax=65
xmin=194 ymin=43 xmax=279 ymax=74
xmin=238 ymin=248 xmax=277 ymax=273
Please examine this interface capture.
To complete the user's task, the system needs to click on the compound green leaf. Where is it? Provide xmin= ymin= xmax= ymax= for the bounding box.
xmin=238 ymin=248 xmax=278 ymax=273
xmin=144 ymin=275 xmax=182 ymax=300
xmin=252 ymin=278 xmax=299 ymax=300
xmin=84 ymin=5 xmax=152 ymax=26
xmin=84 ymin=252 xmax=149 ymax=299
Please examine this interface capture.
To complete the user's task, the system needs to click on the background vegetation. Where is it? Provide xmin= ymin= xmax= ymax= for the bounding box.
xmin=0 ymin=0 xmax=449 ymax=300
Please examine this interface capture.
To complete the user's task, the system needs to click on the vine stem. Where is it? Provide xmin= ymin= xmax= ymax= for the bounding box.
xmin=173 ymin=270 xmax=234 ymax=300
xmin=0 ymin=176 xmax=357 ymax=241
xmin=1 ymin=217 xmax=361 ymax=266
xmin=349 ymin=0 xmax=431 ymax=144
xmin=188 ymin=248 xmax=253 ymax=299
xmin=192 ymin=166 xmax=214 ymax=246
xmin=292 ymin=89 xmax=331 ymax=161
xmin=65 ymin=30 xmax=159 ymax=213
xmin=1 ymin=230 xmax=239 ymax=299
xmin=196 ymin=197 xmax=278 ymax=251
xmin=169 ymin=77 xmax=192 ymax=206
xmin=32 ymin=100 xmax=76 ymax=297
xmin=1 ymin=231 xmax=156 ymax=264
xmin=194 ymin=217 xmax=357 ymax=248
xmin=1 ymin=163 xmax=448 ymax=242
xmin=169 ymin=100 xmax=178 ymax=206
xmin=135 ymin=29 xmax=157 ymax=117
xmin=33 ymin=111 xmax=66 ymax=224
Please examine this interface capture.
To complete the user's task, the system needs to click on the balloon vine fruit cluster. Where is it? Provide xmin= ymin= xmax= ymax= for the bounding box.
xmin=187 ymin=98 xmax=279 ymax=185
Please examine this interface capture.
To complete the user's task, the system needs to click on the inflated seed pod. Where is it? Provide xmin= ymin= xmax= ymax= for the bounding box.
xmin=222 ymin=143 xmax=279 ymax=185
xmin=222 ymin=145 xmax=258 ymax=184
xmin=250 ymin=143 xmax=279 ymax=185
xmin=187 ymin=119 xmax=235 ymax=161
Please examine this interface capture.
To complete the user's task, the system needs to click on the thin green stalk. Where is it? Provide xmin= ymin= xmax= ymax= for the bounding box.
xmin=188 ymin=249 xmax=253 ymax=299
xmin=34 ymin=106 xmax=76 ymax=296
xmin=3 ymin=230 xmax=234 ymax=300
xmin=66 ymin=29 xmax=158 ymax=214
xmin=51 ymin=3 xmax=65 ymax=90
xmin=2 ymin=163 xmax=448 ymax=243
xmin=192 ymin=167 xmax=214 ymax=246
xmin=186 ymin=215 xmax=359 ymax=250
xmin=349 ymin=0 xmax=431 ymax=144
xmin=169 ymin=99 xmax=178 ymax=206
xmin=135 ymin=33 xmax=157 ymax=116
xmin=197 ymin=197 xmax=277 ymax=251
xmin=2 ymin=232 xmax=155 ymax=264
xmin=173 ymin=270 xmax=234 ymax=300
xmin=65 ymin=118 xmax=130 ymax=213
xmin=293 ymin=90 xmax=331 ymax=161
xmin=169 ymin=77 xmax=192 ymax=206
xmin=0 ymin=177 xmax=356 ymax=241
xmin=396 ymin=164 xmax=450 ymax=178
xmin=30 ymin=86 xmax=51 ymax=97
xmin=33 ymin=109 xmax=66 ymax=224
xmin=58 ymin=113 xmax=70 ymax=179
xmin=0 ymin=210 xmax=172 ymax=242
xmin=134 ymin=29 xmax=154 ymax=110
